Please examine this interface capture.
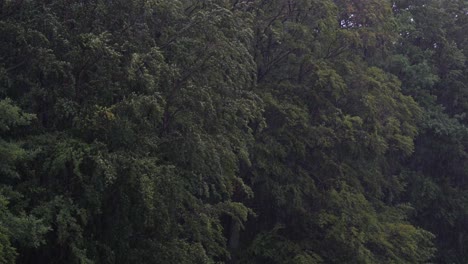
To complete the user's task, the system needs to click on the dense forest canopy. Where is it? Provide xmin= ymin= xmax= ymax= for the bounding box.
xmin=1 ymin=0 xmax=468 ymax=263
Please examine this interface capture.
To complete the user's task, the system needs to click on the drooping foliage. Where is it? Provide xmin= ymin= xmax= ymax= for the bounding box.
xmin=0 ymin=0 xmax=467 ymax=263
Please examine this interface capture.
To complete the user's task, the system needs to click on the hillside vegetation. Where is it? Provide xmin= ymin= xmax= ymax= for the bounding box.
xmin=1 ymin=0 xmax=468 ymax=263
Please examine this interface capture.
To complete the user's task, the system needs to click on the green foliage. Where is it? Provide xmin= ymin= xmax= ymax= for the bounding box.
xmin=0 ymin=99 xmax=48 ymax=263
xmin=390 ymin=1 xmax=468 ymax=262
xmin=2 ymin=0 xmax=468 ymax=263
xmin=318 ymin=184 xmax=434 ymax=263
xmin=0 ymin=196 xmax=18 ymax=264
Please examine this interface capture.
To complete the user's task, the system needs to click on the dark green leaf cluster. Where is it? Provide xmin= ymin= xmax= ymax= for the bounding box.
xmin=0 ymin=0 xmax=467 ymax=263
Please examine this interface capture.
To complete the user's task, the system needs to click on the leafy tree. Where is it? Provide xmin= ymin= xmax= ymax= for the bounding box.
xmin=0 ymin=99 xmax=49 ymax=263
xmin=3 ymin=0 xmax=468 ymax=263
